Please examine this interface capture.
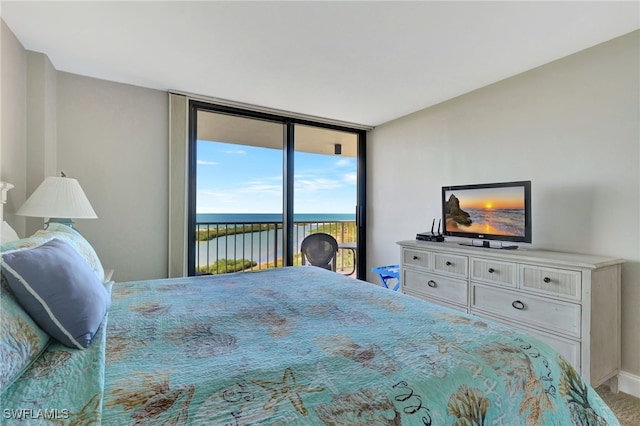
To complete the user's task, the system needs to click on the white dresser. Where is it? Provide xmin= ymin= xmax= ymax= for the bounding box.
xmin=397 ymin=240 xmax=624 ymax=391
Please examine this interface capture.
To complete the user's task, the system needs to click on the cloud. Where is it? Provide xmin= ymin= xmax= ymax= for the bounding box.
xmin=197 ymin=187 xmax=281 ymax=213
xmin=295 ymin=177 xmax=343 ymax=192
xmin=343 ymin=172 xmax=357 ymax=184
xmin=197 ymin=160 xmax=219 ymax=166
xmin=240 ymin=181 xmax=282 ymax=195
xmin=222 ymin=149 xmax=246 ymax=155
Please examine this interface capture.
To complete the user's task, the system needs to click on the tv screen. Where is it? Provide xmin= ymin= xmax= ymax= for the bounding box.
xmin=442 ymin=181 xmax=531 ymax=245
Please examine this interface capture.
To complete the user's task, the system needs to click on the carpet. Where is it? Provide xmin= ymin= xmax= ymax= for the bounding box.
xmin=595 ymin=385 xmax=640 ymax=426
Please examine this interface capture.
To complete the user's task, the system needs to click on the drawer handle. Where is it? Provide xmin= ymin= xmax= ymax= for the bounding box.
xmin=511 ymin=300 xmax=526 ymax=310
xmin=413 ymin=255 xmax=420 ymax=260
xmin=543 ymin=277 xmax=552 ymax=283
xmin=446 ymin=261 xmax=452 ymax=266
xmin=427 ymin=280 xmax=437 ymax=288
xmin=488 ymin=268 xmax=495 ymax=274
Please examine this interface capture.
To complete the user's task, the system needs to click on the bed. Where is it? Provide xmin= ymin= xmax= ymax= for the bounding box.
xmin=1 ymin=223 xmax=620 ymax=425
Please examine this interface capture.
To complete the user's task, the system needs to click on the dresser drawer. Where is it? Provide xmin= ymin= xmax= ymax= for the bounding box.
xmin=525 ymin=329 xmax=580 ymax=371
xmin=491 ymin=319 xmax=581 ymax=371
xmin=471 ymin=284 xmax=581 ymax=338
xmin=404 ymin=270 xmax=467 ymax=306
xmin=433 ymin=253 xmax=468 ymax=278
xmin=403 ymin=249 xmax=430 ymax=269
xmin=520 ymin=265 xmax=581 ymax=301
xmin=471 ymin=258 xmax=517 ymax=288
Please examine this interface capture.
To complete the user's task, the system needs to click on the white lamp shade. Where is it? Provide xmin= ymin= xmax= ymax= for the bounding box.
xmin=17 ymin=177 xmax=97 ymax=219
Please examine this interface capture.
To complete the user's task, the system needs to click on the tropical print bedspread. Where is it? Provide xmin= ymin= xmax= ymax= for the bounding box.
xmin=102 ymin=267 xmax=619 ymax=425
xmin=1 ymin=295 xmax=109 ymax=425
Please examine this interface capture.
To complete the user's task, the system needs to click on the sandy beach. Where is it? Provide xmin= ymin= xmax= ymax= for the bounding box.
xmin=446 ymin=217 xmax=519 ymax=236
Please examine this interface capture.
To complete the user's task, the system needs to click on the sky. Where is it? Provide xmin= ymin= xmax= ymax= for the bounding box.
xmin=196 ymin=140 xmax=357 ymax=214
xmin=450 ymin=187 xmax=525 ymax=210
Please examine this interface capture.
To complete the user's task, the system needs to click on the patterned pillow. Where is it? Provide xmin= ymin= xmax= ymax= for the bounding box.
xmin=33 ymin=223 xmax=105 ymax=282
xmin=1 ymin=239 xmax=111 ymax=349
xmin=0 ymin=274 xmax=50 ymax=391
xmin=0 ymin=233 xmax=50 ymax=254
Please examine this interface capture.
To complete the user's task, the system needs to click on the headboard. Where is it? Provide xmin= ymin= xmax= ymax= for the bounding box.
xmin=1 ymin=181 xmax=15 ymax=226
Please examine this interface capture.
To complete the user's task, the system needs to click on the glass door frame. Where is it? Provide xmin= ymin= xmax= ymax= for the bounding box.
xmin=187 ymin=100 xmax=367 ymax=279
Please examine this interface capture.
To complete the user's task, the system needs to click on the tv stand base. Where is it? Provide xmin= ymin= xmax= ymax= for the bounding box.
xmin=459 ymin=240 xmax=518 ymax=250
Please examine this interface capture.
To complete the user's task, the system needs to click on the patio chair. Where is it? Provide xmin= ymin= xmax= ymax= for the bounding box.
xmin=300 ymin=233 xmax=338 ymax=271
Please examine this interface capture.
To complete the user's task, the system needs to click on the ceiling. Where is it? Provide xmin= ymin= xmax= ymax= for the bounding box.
xmin=2 ymin=1 xmax=638 ymax=127
xmin=198 ymin=110 xmax=359 ymax=156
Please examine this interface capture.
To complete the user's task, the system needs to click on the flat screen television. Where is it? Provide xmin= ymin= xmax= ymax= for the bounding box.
xmin=442 ymin=180 xmax=531 ymax=248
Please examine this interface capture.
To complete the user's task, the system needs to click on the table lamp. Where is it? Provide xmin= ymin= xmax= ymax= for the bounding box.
xmin=16 ymin=172 xmax=97 ymax=228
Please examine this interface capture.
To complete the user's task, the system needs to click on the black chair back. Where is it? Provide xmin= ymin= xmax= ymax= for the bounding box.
xmin=300 ymin=233 xmax=338 ymax=271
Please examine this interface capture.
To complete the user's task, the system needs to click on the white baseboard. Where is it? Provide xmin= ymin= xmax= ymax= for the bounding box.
xmin=618 ymin=370 xmax=640 ymax=398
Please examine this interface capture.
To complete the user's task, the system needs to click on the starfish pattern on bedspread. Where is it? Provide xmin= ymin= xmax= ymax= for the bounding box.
xmin=252 ymin=367 xmax=324 ymax=416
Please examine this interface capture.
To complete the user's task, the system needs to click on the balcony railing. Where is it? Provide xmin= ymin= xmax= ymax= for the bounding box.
xmin=195 ymin=220 xmax=357 ymax=275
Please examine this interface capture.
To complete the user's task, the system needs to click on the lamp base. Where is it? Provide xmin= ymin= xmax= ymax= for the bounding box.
xmin=45 ymin=218 xmax=75 ymax=229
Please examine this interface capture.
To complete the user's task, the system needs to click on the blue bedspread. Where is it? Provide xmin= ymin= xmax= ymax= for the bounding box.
xmin=102 ymin=266 xmax=619 ymax=425
xmin=0 ymin=283 xmax=111 ymax=425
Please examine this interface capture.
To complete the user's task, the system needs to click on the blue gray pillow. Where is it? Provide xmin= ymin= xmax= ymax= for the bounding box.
xmin=1 ymin=239 xmax=110 ymax=349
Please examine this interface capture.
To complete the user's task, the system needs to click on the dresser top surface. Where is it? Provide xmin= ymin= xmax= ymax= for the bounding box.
xmin=397 ymin=240 xmax=625 ymax=269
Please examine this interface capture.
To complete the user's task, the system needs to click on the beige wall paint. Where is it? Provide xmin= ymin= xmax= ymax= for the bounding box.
xmin=369 ymin=31 xmax=640 ymax=380
xmin=56 ymin=72 xmax=169 ymax=281
xmin=25 ymin=50 xmax=57 ymax=236
xmin=2 ymin=18 xmax=169 ymax=281
xmin=1 ymin=20 xmax=27 ymax=236
xmin=2 ymin=20 xmax=60 ymax=237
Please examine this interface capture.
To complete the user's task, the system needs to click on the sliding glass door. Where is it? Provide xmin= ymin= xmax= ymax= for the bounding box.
xmin=193 ymin=110 xmax=285 ymax=274
xmin=188 ymin=102 xmax=366 ymax=278
xmin=294 ymin=125 xmax=358 ymax=275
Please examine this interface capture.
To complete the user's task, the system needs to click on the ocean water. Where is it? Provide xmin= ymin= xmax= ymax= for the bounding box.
xmin=195 ymin=213 xmax=356 ymax=267
xmin=465 ymin=208 xmax=525 ymax=236
xmin=197 ymin=213 xmax=355 ymax=223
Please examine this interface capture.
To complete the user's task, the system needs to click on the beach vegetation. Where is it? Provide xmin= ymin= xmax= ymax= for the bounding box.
xmin=195 ymin=220 xmax=357 ymax=274
xmin=196 ymin=223 xmax=282 ymax=241
xmin=198 ymin=258 xmax=258 ymax=275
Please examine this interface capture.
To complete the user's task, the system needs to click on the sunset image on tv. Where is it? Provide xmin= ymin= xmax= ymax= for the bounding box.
xmin=444 ymin=187 xmax=526 ymax=236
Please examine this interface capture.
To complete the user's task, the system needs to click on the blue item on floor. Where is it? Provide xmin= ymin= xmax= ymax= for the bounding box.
xmin=371 ymin=264 xmax=400 ymax=291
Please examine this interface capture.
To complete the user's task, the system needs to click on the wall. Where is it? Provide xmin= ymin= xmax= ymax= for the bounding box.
xmin=25 ymin=50 xmax=57 ymax=236
xmin=368 ymin=31 xmax=640 ymax=386
xmin=2 ymin=19 xmax=169 ymax=281
xmin=1 ymin=20 xmax=27 ymax=235
xmin=56 ymin=73 xmax=168 ymax=281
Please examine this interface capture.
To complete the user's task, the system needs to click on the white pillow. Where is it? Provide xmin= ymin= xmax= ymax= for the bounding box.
xmin=1 ymin=221 xmax=20 ymax=243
